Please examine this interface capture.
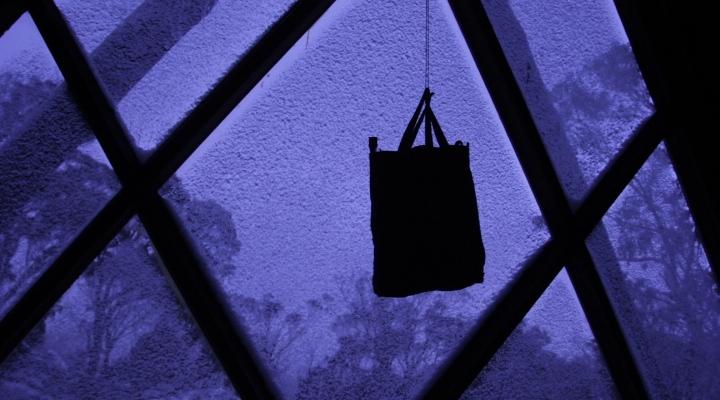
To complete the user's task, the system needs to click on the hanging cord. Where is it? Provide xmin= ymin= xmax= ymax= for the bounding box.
xmin=425 ymin=0 xmax=430 ymax=89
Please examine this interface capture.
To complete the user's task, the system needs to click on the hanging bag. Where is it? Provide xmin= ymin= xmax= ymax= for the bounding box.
xmin=369 ymin=89 xmax=485 ymax=297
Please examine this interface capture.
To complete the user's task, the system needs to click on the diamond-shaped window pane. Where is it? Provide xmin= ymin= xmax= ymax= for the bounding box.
xmin=481 ymin=0 xmax=655 ymax=205
xmin=0 ymin=217 xmax=239 ymax=399
xmin=0 ymin=13 xmax=120 ymax=319
xmin=461 ymin=268 xmax=619 ymax=399
xmin=586 ymin=142 xmax=720 ymax=398
xmin=161 ymin=0 xmax=549 ymax=397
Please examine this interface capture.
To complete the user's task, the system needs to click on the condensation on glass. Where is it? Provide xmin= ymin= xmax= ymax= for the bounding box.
xmin=0 ymin=217 xmax=239 ymax=399
xmin=481 ymin=0 xmax=655 ymax=205
xmin=461 ymin=268 xmax=619 ymax=399
xmin=160 ymin=0 xmax=548 ymax=397
xmin=586 ymin=143 xmax=720 ymax=398
xmin=0 ymin=14 xmax=120 ymax=319
xmin=56 ymin=0 xmax=298 ymax=156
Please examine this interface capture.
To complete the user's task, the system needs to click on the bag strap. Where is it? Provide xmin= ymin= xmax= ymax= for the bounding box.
xmin=427 ymin=107 xmax=449 ymax=147
xmin=398 ymin=88 xmax=449 ymax=151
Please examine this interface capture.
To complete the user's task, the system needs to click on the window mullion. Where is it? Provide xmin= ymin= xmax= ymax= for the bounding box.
xmin=24 ymin=1 xmax=281 ymax=397
xmin=28 ymin=0 xmax=142 ymax=184
xmin=573 ymin=113 xmax=665 ymax=239
xmin=0 ymin=0 xmax=148 ymax=367
xmin=2 ymin=0 xmax=339 ymax=398
xmin=431 ymin=1 xmax=650 ymax=398
xmin=0 ymin=189 xmax=135 ymax=363
xmin=0 ymin=0 xmax=25 ymax=37
xmin=137 ymin=193 xmax=279 ymax=399
xmin=421 ymin=240 xmax=565 ymax=399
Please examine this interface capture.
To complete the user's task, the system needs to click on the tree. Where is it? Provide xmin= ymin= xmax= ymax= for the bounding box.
xmin=0 ymin=148 xmax=120 ymax=319
xmin=0 ymin=165 xmax=238 ymax=399
xmin=297 ymin=276 xmax=473 ymax=400
xmin=552 ymin=43 xmax=720 ymax=397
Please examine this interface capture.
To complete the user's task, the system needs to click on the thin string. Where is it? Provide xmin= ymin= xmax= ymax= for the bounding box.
xmin=425 ymin=0 xmax=430 ymax=89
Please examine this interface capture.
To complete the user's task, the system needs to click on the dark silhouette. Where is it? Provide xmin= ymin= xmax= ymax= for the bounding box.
xmin=369 ymin=88 xmax=485 ymax=297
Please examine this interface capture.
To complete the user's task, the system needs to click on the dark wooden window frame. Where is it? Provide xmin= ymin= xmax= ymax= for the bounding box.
xmin=1 ymin=0 xmax=717 ymax=399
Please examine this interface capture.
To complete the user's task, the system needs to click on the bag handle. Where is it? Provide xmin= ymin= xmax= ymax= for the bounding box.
xmin=398 ymin=88 xmax=449 ymax=151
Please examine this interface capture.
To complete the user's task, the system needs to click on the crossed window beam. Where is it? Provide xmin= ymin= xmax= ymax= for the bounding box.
xmin=0 ymin=0 xmax=717 ymax=399
xmin=426 ymin=1 xmax=660 ymax=397
xmin=427 ymin=1 xmax=720 ymax=398
xmin=0 ymin=0 xmax=336 ymax=398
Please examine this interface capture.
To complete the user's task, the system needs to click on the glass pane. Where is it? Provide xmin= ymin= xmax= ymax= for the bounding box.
xmin=481 ymin=0 xmax=655 ymax=205
xmin=0 ymin=217 xmax=239 ymax=399
xmin=161 ymin=0 xmax=549 ymax=397
xmin=587 ymin=143 xmax=720 ymax=398
xmin=461 ymin=268 xmax=618 ymax=399
xmin=0 ymin=15 xmax=120 ymax=319
xmin=59 ymin=0 xmax=298 ymax=155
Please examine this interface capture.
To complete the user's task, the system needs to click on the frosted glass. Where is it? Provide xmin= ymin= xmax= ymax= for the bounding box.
xmin=56 ymin=0 xmax=297 ymax=155
xmin=587 ymin=143 xmax=720 ymax=398
xmin=481 ymin=0 xmax=654 ymax=205
xmin=461 ymin=268 xmax=618 ymax=399
xmin=161 ymin=0 xmax=548 ymax=397
xmin=0 ymin=14 xmax=120 ymax=319
xmin=0 ymin=217 xmax=239 ymax=399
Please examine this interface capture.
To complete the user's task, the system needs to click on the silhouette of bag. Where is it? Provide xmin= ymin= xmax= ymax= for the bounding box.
xmin=369 ymin=89 xmax=485 ymax=297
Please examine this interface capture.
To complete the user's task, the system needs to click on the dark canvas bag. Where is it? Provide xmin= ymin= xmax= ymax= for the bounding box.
xmin=369 ymin=89 xmax=485 ymax=297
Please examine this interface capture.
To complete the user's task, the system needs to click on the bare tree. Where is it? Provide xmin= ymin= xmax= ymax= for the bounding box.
xmin=232 ymin=293 xmax=308 ymax=373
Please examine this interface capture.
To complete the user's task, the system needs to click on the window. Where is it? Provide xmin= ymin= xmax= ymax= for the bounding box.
xmin=1 ymin=0 xmax=718 ymax=398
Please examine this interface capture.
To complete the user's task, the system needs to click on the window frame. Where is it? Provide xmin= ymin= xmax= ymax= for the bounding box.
xmin=0 ymin=0 xmax=717 ymax=398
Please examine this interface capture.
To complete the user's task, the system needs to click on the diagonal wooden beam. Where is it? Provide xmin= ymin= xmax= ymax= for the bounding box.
xmin=573 ymin=112 xmax=664 ymax=239
xmin=0 ymin=0 xmax=144 ymax=365
xmin=28 ymin=0 xmax=142 ymax=183
xmin=25 ymin=1 xmax=280 ymax=397
xmin=1 ymin=1 xmax=335 ymax=398
xmin=421 ymin=114 xmax=662 ymax=397
xmin=137 ymin=194 xmax=279 ymax=399
xmin=423 ymin=1 xmax=654 ymax=398
xmin=0 ymin=188 xmax=136 ymax=363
